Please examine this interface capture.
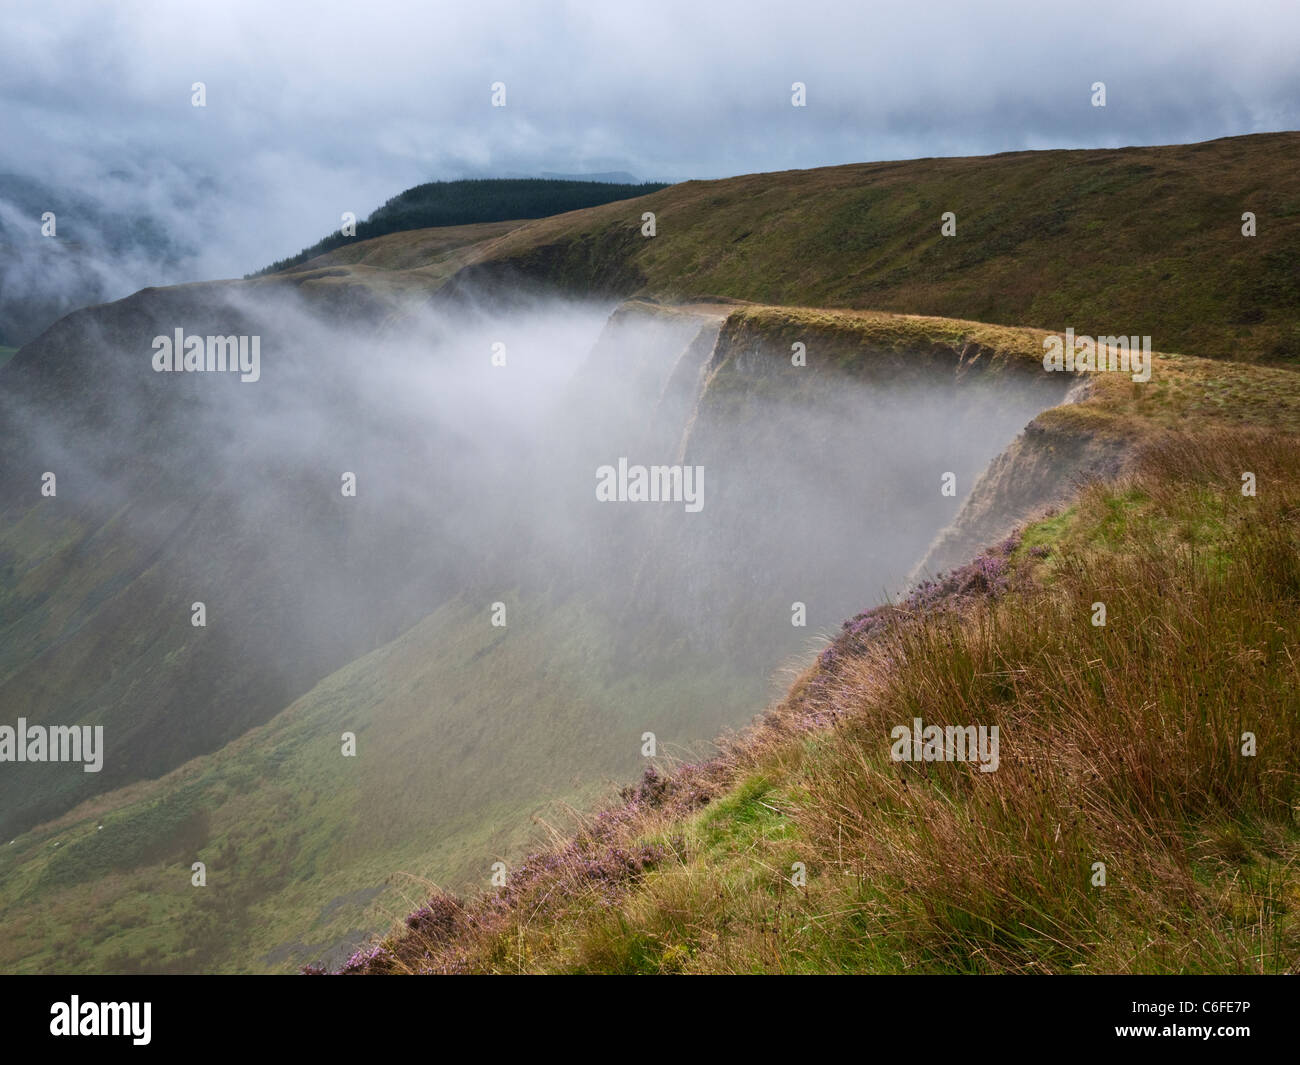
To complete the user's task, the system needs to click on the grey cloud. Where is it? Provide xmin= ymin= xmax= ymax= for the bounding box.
xmin=0 ymin=0 xmax=1296 ymax=287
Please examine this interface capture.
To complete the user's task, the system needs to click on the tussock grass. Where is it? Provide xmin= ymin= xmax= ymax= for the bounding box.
xmin=352 ymin=426 xmax=1300 ymax=974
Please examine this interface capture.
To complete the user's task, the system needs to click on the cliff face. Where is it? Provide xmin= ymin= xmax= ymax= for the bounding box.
xmin=909 ymin=385 xmax=1131 ymax=582
xmin=615 ymin=308 xmax=1079 ymax=660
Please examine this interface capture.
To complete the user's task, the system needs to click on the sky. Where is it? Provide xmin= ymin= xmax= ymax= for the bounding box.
xmin=1 ymin=0 xmax=1298 ymax=281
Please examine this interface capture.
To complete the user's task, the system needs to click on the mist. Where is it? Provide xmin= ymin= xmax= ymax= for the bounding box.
xmin=0 ymin=282 xmax=1073 ymax=849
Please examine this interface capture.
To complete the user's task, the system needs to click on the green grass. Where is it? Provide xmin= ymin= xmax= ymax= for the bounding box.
xmin=0 ymin=591 xmax=756 ymax=973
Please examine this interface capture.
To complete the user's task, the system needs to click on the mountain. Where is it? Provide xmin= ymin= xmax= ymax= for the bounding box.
xmin=1 ymin=132 xmax=1297 ymax=974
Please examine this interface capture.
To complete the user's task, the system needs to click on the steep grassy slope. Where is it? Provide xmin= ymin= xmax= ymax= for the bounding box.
xmin=0 ymin=593 xmax=751 ymax=973
xmin=7 ymin=296 xmax=1294 ymax=975
xmin=279 ymin=132 xmax=1300 ymax=364
xmin=0 ymin=283 xmax=542 ymax=837
xmin=331 ymin=362 xmax=1300 ymax=975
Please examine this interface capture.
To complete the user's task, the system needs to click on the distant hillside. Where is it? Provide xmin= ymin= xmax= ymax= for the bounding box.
xmin=249 ymin=178 xmax=667 ymax=276
xmin=281 ymin=132 xmax=1300 ymax=363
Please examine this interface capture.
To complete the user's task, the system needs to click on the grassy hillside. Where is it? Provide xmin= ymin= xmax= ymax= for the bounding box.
xmin=334 ymin=368 xmax=1300 ymax=974
xmin=250 ymin=178 xmax=667 ymax=276
xmin=279 ymin=133 xmax=1300 ymax=363
xmin=0 ymin=592 xmax=751 ymax=973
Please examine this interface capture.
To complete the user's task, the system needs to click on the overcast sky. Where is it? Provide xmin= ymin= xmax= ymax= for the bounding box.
xmin=2 ymin=0 xmax=1298 ymax=280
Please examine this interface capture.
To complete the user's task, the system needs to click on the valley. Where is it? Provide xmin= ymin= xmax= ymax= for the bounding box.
xmin=1 ymin=132 xmax=1297 ymax=975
